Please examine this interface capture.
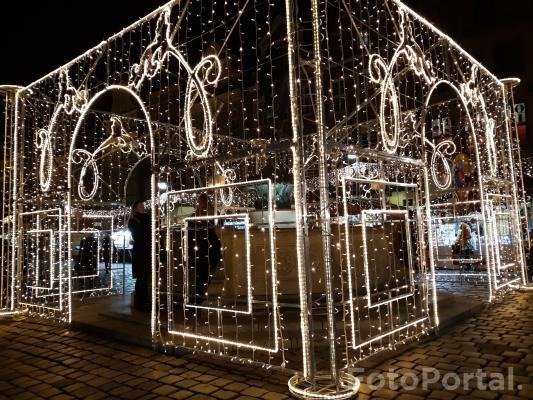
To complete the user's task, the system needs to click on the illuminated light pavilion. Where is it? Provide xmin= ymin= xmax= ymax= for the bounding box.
xmin=0 ymin=0 xmax=529 ymax=398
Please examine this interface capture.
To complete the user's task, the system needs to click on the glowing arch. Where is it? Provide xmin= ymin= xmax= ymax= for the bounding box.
xmin=421 ymin=79 xmax=496 ymax=300
xmin=66 ymin=85 xmax=156 ymax=328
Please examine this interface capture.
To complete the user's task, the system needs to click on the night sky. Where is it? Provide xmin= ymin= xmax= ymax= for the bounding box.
xmin=0 ymin=0 xmax=530 ymax=86
xmin=0 ymin=1 xmax=164 ymax=86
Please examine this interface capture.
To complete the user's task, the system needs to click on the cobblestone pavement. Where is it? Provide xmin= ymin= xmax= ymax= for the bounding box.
xmin=0 ymin=290 xmax=532 ymax=400
xmin=356 ymin=290 xmax=533 ymax=400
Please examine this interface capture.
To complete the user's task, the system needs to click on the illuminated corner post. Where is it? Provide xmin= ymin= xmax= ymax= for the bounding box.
xmin=0 ymin=85 xmax=22 ymax=316
xmin=501 ymin=77 xmax=529 ymax=286
xmin=286 ymin=0 xmax=359 ymax=397
xmin=283 ymin=0 xmax=318 ymax=394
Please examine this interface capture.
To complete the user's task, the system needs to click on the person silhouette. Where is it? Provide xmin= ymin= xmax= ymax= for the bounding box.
xmin=187 ymin=194 xmax=222 ymax=308
xmin=128 ymin=201 xmax=151 ymax=312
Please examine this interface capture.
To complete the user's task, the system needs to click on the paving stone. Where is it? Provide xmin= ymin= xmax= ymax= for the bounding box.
xmin=396 ymin=394 xmax=424 ymax=400
xmin=261 ymin=393 xmax=289 ymax=400
xmin=196 ymin=374 xmax=218 ymax=383
xmin=169 ymin=390 xmax=195 ymax=399
xmin=159 ymin=374 xmax=184 ymax=385
xmin=428 ymin=390 xmax=455 ymax=400
xmin=224 ymin=382 xmax=250 ymax=392
xmin=1 ymin=292 xmax=532 ymax=400
xmin=469 ymin=389 xmax=499 ymax=399
xmin=175 ymin=379 xmax=199 ymax=389
xmin=121 ymin=389 xmax=149 ymax=399
xmin=189 ymin=383 xmax=219 ymax=394
xmin=211 ymin=390 xmax=239 ymax=399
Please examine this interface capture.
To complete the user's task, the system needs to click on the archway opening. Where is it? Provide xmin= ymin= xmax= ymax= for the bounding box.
xmin=67 ymin=86 xmax=155 ymax=332
xmin=422 ymin=81 xmax=490 ymax=301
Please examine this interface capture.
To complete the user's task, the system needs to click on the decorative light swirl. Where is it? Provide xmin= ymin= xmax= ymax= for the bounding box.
xmin=72 ymin=149 xmax=99 ymax=201
xmin=35 ymin=69 xmax=87 ymax=192
xmin=184 ymin=55 xmax=221 ymax=157
xmin=428 ymin=139 xmax=456 ymax=190
xmin=335 ymin=160 xmax=380 ymax=182
xmin=129 ymin=7 xmax=222 ymax=158
xmin=219 ymin=168 xmax=236 ymax=207
xmin=369 ymin=54 xmax=401 ymax=153
xmin=72 ymin=117 xmax=147 ymax=201
xmin=368 ymin=9 xmax=435 ymax=154
xmin=460 ymin=65 xmax=497 ymax=175
xmin=36 ymin=128 xmax=54 ymax=192
xmin=484 ymin=115 xmax=497 ymax=175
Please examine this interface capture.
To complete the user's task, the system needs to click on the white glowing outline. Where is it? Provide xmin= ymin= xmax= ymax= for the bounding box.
xmin=282 ymin=0 xmax=313 ymax=377
xmin=360 ymin=209 xmax=416 ymax=308
xmin=182 ymin=213 xmax=251 ymax=315
xmin=67 ymin=85 xmax=156 ymax=325
xmin=25 ymin=229 xmax=55 ymax=290
xmin=500 ymin=82 xmax=528 ymax=286
xmin=19 ymin=208 xmax=64 ymax=311
xmin=421 ymin=79 xmax=494 ymax=301
xmin=459 ymin=65 xmax=498 ymax=175
xmin=70 ymin=218 xmax=115 ymax=293
xmin=215 ymin=161 xmax=236 ymax=207
xmin=368 ymin=8 xmax=436 ymax=154
xmin=165 ymin=179 xmax=279 ymax=353
xmin=433 ymin=215 xmax=483 ymax=263
xmin=427 ymin=140 xmax=456 ymax=190
xmin=485 ymin=198 xmax=522 ymax=291
xmin=129 ymin=6 xmax=221 ymax=158
xmin=342 ymin=177 xmax=426 ymax=348
xmin=491 ymin=211 xmax=517 ymax=273
xmin=35 ymin=70 xmax=88 ymax=192
xmin=288 ymin=372 xmax=360 ymax=400
xmin=72 ymin=117 xmax=148 ymax=201
xmin=352 ymin=317 xmax=428 ymax=350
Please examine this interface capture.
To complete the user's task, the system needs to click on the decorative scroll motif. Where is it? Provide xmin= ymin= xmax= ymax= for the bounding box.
xmin=368 ymin=9 xmax=436 ymax=154
xmin=128 ymin=6 xmax=221 ymax=158
xmin=73 ymin=117 xmax=147 ymax=201
xmin=460 ymin=65 xmax=497 ymax=175
xmin=216 ymin=161 xmax=236 ymax=207
xmin=36 ymin=70 xmax=88 ymax=191
xmin=335 ymin=159 xmax=380 ymax=182
xmin=426 ymin=139 xmax=456 ymax=190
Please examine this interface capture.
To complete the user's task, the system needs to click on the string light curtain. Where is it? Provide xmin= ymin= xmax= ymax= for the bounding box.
xmin=7 ymin=0 xmax=527 ymax=397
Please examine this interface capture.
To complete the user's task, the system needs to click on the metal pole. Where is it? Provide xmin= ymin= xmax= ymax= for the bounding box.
xmin=309 ymin=0 xmax=339 ymax=388
xmin=123 ymin=236 xmax=126 ymax=295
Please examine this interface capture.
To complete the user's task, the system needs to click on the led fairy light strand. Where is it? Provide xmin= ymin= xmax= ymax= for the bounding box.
xmin=420 ymin=78 xmax=495 ymax=300
xmin=182 ymin=214 xmax=252 ymax=314
xmin=129 ymin=6 xmax=221 ymax=158
xmin=503 ymin=78 xmax=531 ymax=254
xmin=7 ymin=0 xmax=527 ymax=392
xmin=70 ymin=215 xmax=115 ymax=295
xmin=35 ymin=69 xmax=88 ymax=192
xmin=341 ymin=177 xmax=358 ymax=349
xmin=73 ymin=116 xmax=147 ymax=201
xmin=67 ymin=85 xmax=156 ymax=324
xmin=368 ymin=7 xmax=436 ymax=154
xmin=0 ymin=87 xmax=18 ymax=310
xmin=164 ymin=179 xmax=280 ymax=352
xmin=500 ymin=84 xmax=528 ymax=286
xmin=23 ymin=0 xmax=181 ymax=91
xmin=392 ymin=0 xmax=502 ymax=86
xmin=10 ymin=90 xmax=21 ymax=311
xmin=284 ymin=0 xmax=313 ymax=380
xmin=25 ymin=230 xmax=55 ymax=291
xmin=309 ymin=0 xmax=342 ymax=387
xmin=17 ymin=209 xmax=64 ymax=310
